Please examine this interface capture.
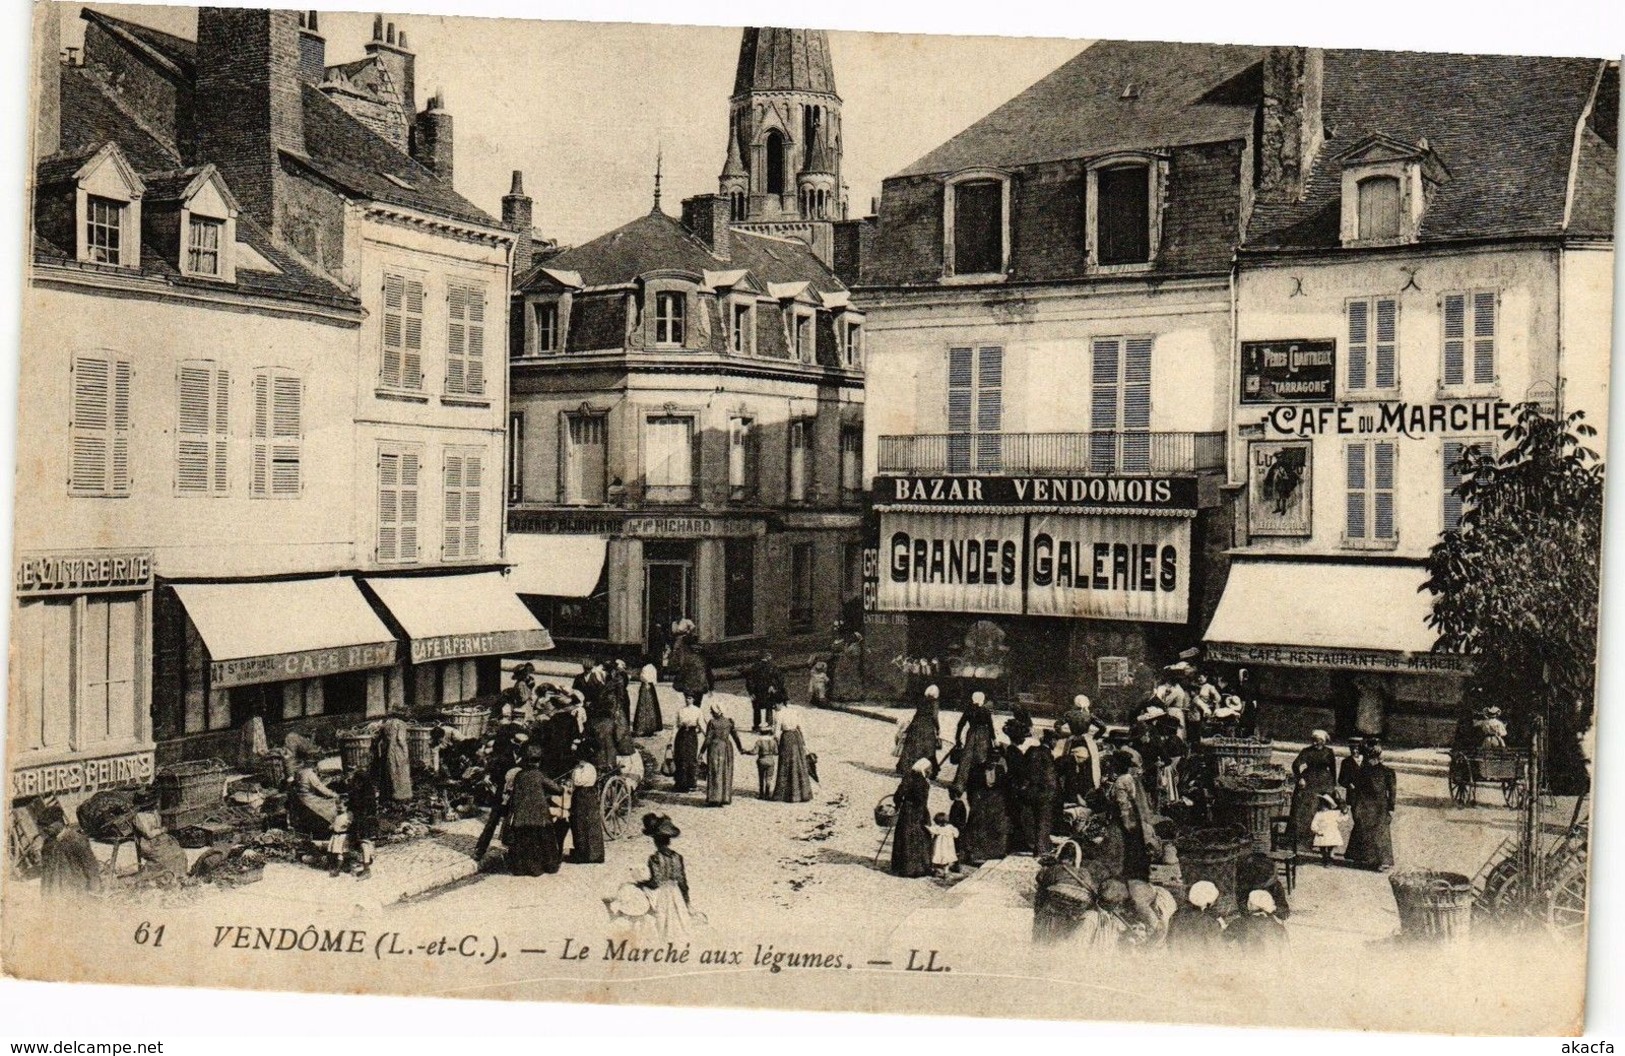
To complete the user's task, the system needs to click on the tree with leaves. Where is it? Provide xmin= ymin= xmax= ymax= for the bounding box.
xmin=1423 ymin=403 xmax=1603 ymax=794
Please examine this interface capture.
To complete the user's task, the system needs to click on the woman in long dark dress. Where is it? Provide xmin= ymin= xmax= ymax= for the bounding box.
xmin=1024 ymin=735 xmax=1060 ymax=857
xmin=608 ymin=660 xmax=633 ymax=728
xmin=774 ymin=706 xmax=814 ymax=803
xmin=1109 ymin=751 xmax=1161 ymax=882
xmin=890 ymin=758 xmax=934 ymax=878
xmin=507 ymin=751 xmax=564 ymax=876
xmin=1344 ymin=745 xmax=1397 ymax=870
xmin=960 ymin=752 xmax=1009 ymax=865
xmin=952 ymin=692 xmax=997 ymax=793
xmin=1289 ymin=731 xmax=1339 ymax=850
xmin=702 ymin=703 xmax=746 ymax=806
xmin=567 ymin=760 xmax=605 ymax=864
xmin=672 ymin=701 xmax=703 ymax=793
xmin=633 ymin=663 xmax=664 ymax=736
xmin=638 ymin=814 xmax=693 ymax=941
xmin=895 ymin=686 xmax=943 ymax=776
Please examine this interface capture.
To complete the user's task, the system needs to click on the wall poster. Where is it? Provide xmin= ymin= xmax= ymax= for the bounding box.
xmin=1248 ymin=440 xmax=1312 ymax=537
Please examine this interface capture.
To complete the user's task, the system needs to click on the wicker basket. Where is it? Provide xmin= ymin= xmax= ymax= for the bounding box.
xmin=874 ymin=794 xmax=897 ymax=827
xmin=155 ymin=759 xmax=228 ymax=813
xmin=440 ymin=706 xmax=489 ymax=740
xmin=338 ymin=731 xmax=376 ymax=773
xmin=406 ymin=724 xmax=439 ymax=770
xmin=1174 ymin=826 xmax=1249 ymax=915
xmin=1203 ymin=737 xmax=1275 ymax=777
xmin=1390 ymin=870 xmax=1474 ymax=942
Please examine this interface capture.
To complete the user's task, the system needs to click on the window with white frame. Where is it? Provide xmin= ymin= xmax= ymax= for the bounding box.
xmin=1345 ymin=439 xmax=1398 ymax=545
xmin=176 ymin=361 xmax=229 ymax=495
xmin=1347 ymin=296 xmax=1399 ymax=393
xmin=562 ymin=413 xmax=608 ymax=505
xmin=842 ymin=318 xmax=863 ymax=368
xmin=792 ymin=310 xmax=815 ymax=363
xmin=730 ymin=301 xmax=754 ymax=355
xmin=788 ymin=419 xmax=811 ymax=503
xmin=443 ymin=448 xmax=484 ymax=560
xmin=655 ymin=291 xmax=687 ymax=346
xmin=1442 ymin=290 xmax=1497 ymax=390
xmin=377 ymin=444 xmax=422 ymax=562
xmin=644 ymin=414 xmax=696 ymax=502
xmin=84 ymin=195 xmax=126 ymax=266
xmin=1089 ymin=337 xmax=1152 ymax=473
xmin=381 ymin=272 xmax=426 ymax=390
xmin=728 ymin=416 xmax=757 ymax=501
xmin=533 ymin=301 xmax=560 ymax=355
xmin=445 ymin=282 xmax=487 ymax=396
xmin=1442 ymin=437 xmax=1494 ymax=533
xmin=185 ymin=216 xmax=224 ymax=277
xmin=946 ymin=175 xmax=1007 ymax=277
xmin=948 ymin=345 xmax=1003 ymax=472
xmin=251 ymin=369 xmax=302 ymax=497
xmin=69 ymin=352 xmax=132 ymax=497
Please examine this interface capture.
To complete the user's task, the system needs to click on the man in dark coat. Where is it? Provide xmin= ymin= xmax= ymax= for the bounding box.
xmin=673 ymin=644 xmax=712 ymax=712
xmin=1023 ymin=732 xmax=1061 ymax=856
xmin=890 ymin=758 xmax=934 ymax=878
xmin=744 ymin=653 xmax=787 ymax=732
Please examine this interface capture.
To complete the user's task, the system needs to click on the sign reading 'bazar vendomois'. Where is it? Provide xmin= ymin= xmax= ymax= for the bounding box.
xmin=875 ymin=474 xmax=1198 ymax=510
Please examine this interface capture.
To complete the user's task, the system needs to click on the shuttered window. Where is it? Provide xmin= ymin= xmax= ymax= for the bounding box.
xmin=176 ymin=361 xmax=229 ymax=494
xmin=377 ymin=446 xmax=421 ymax=562
xmin=644 ymin=415 xmax=695 ymax=501
xmin=1356 ymin=176 xmax=1402 ymax=240
xmin=1442 ymin=438 xmax=1492 ymax=532
xmin=1089 ymin=336 xmax=1152 ymax=472
xmin=788 ymin=419 xmax=810 ymax=503
xmin=563 ymin=414 xmax=607 ymax=504
xmin=840 ymin=426 xmax=863 ymax=496
xmin=1347 ymin=296 xmax=1398 ymax=392
xmin=728 ymin=416 xmax=757 ymax=501
xmin=947 ymin=345 xmax=1003 ymax=472
xmin=1442 ymin=290 xmax=1496 ymax=389
xmin=446 ymin=282 xmax=487 ymax=395
xmin=251 ymin=369 xmax=302 ymax=497
xmin=1346 ymin=440 xmax=1398 ymax=543
xmin=443 ymin=448 xmax=484 ymax=560
xmin=70 ymin=353 xmax=132 ymax=496
xmin=381 ymin=272 xmax=425 ymax=390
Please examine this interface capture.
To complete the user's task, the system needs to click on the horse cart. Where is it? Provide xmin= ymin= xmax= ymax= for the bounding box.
xmin=1446 ymin=745 xmax=1526 ymax=807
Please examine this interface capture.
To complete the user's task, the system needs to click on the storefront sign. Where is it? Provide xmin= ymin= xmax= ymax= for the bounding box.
xmin=211 ymin=642 xmax=399 ymax=689
xmin=10 ymin=750 xmax=155 ymax=799
xmin=861 ymin=546 xmax=881 ymax=612
xmin=1264 ymin=399 xmax=1514 ymax=439
xmin=1247 ymin=441 xmax=1312 ymax=537
xmin=874 ymin=475 xmax=1198 ymax=511
xmin=876 ymin=511 xmax=1190 ymax=623
xmin=506 ymin=511 xmax=763 ymax=539
xmin=15 ymin=550 xmax=154 ymax=596
xmin=411 ymin=628 xmax=548 ymax=664
xmin=1206 ymin=641 xmax=1472 ymax=674
xmin=508 ymin=511 xmax=622 ymax=535
xmin=1098 ymin=656 xmax=1134 ymax=688
xmin=1241 ymin=339 xmax=1336 ymax=403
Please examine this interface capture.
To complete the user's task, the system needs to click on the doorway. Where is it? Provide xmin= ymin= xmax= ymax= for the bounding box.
xmin=645 ymin=558 xmax=692 ymax=657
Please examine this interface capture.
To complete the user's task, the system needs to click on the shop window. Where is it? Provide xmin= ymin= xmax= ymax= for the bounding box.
xmin=11 ymin=595 xmax=142 ymax=755
xmin=724 ymin=538 xmax=756 ymax=639
xmin=533 ymin=301 xmax=560 ymax=355
xmin=947 ymin=176 xmax=1006 ymax=277
xmin=508 ymin=411 xmax=525 ymax=503
xmin=948 ymin=345 xmax=1003 ymax=472
xmin=186 ymin=216 xmax=224 ymax=277
xmin=380 ymin=272 xmax=426 ymax=391
xmin=644 ymin=414 xmax=696 ymax=502
xmin=1357 ymin=176 xmax=1402 ymax=241
xmin=1442 ymin=290 xmax=1497 ymax=390
xmin=789 ymin=543 xmax=815 ymax=631
xmin=788 ymin=419 xmax=811 ymax=503
xmin=69 ymin=352 xmax=133 ymax=497
xmin=11 ymin=599 xmax=74 ymax=753
xmin=562 ymin=414 xmax=608 ymax=504
xmin=84 ymin=194 xmax=125 ymax=265
xmin=1346 ymin=440 xmax=1398 ymax=546
xmin=1347 ymin=297 xmax=1399 ymax=393
xmin=443 ymin=448 xmax=484 ymax=561
xmin=445 ymin=281 xmax=487 ymax=396
xmin=840 ymin=425 xmax=863 ymax=503
xmin=655 ymin=291 xmax=687 ymax=347
xmin=252 ymin=368 xmax=302 ymax=497
xmin=728 ymin=416 xmax=758 ymax=501
xmin=1089 ymin=337 xmax=1152 ymax=473
xmin=281 ymin=678 xmax=326 ymax=720
xmin=176 ymin=361 xmax=230 ymax=495
xmin=377 ymin=444 xmax=422 ymax=562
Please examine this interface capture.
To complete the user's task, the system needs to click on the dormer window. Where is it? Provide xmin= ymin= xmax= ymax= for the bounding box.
xmin=1356 ymin=176 xmax=1402 ymax=241
xmin=186 ymin=216 xmax=223 ymax=276
xmin=1336 ymin=133 xmax=1449 ymax=247
xmin=942 ymin=170 xmax=1010 ymax=281
xmin=85 ymin=196 xmax=125 ymax=265
xmin=172 ymin=165 xmax=239 ymax=282
xmin=1086 ymin=154 xmax=1165 ymax=272
xmin=534 ymin=301 xmax=560 ymax=354
xmin=729 ymin=299 xmax=755 ymax=355
xmin=655 ymin=291 xmax=686 ymax=346
xmin=791 ymin=309 xmax=815 ymax=363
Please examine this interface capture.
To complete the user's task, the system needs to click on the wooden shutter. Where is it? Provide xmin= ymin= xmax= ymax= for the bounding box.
xmin=252 ymin=373 xmax=269 ymax=495
xmin=463 ymin=453 xmax=482 ymax=558
xmin=465 ymin=288 xmax=485 ymax=394
xmin=1443 ymin=440 xmax=1465 ymax=531
xmin=378 ymin=451 xmax=399 ymax=561
xmin=271 ymin=373 xmax=301 ymax=495
xmin=1472 ymin=291 xmax=1496 ymax=386
xmin=443 ymin=452 xmax=464 ymax=559
xmin=1374 ymin=298 xmax=1397 ymax=389
xmin=1345 ymin=442 xmax=1367 ymax=539
xmin=1122 ymin=337 xmax=1153 ymax=472
xmin=1089 ymin=338 xmax=1121 ymax=471
xmin=399 ymin=450 xmax=419 ymax=559
xmin=382 ymin=274 xmax=405 ymax=388
xmin=110 ymin=358 xmax=131 ymax=494
xmin=176 ymin=364 xmax=212 ymax=493
xmin=71 ymin=356 xmax=110 ymax=493
xmin=446 ymin=286 xmax=466 ymax=394
xmin=212 ymin=369 xmax=229 ymax=492
xmin=1442 ymin=293 xmax=1466 ymax=387
xmin=1347 ymin=299 xmax=1369 ymax=390
xmin=1373 ymin=441 xmax=1396 ymax=539
xmin=976 ymin=346 xmax=1003 ymax=470
xmin=404 ymin=279 xmax=424 ymax=388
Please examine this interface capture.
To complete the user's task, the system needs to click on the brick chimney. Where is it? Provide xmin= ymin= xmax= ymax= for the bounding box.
xmin=364 ymin=16 xmax=415 ymax=116
xmin=680 ymin=194 xmax=731 ymax=261
xmin=32 ymin=2 xmax=61 ymax=163
xmin=502 ymin=170 xmax=534 ymax=276
xmin=1260 ymin=47 xmax=1323 ymax=201
xmin=296 ymin=10 xmax=325 ymax=84
xmin=195 ymin=8 xmax=305 ymax=232
xmin=411 ymin=90 xmax=453 ymax=183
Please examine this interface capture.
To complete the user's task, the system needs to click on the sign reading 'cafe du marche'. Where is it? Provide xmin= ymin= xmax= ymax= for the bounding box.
xmin=1266 ymin=398 xmax=1516 ymax=438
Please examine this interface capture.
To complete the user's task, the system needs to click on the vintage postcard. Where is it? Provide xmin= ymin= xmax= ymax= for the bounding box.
xmin=2 ymin=1 xmax=1613 ymax=1035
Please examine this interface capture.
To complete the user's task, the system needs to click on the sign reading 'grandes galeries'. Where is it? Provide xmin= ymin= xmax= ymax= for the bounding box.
xmin=877 ymin=511 xmax=1190 ymax=623
xmin=874 ymin=474 xmax=1198 ymax=510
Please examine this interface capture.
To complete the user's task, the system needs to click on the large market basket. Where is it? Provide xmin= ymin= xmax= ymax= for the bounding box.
xmin=1214 ymin=767 xmax=1292 ymax=853
xmin=406 ymin=723 xmax=439 ymax=769
xmin=1174 ymin=826 xmax=1249 ymax=915
xmin=1389 ymin=870 xmax=1474 ymax=942
xmin=440 ymin=705 xmax=489 ymax=740
xmin=338 ymin=728 xmax=377 ymax=772
xmin=1203 ymin=736 xmax=1275 ymax=777
xmin=155 ymin=759 xmax=229 ymax=813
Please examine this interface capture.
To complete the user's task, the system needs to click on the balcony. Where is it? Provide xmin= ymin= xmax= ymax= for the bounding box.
xmin=877 ymin=431 xmax=1226 ymax=476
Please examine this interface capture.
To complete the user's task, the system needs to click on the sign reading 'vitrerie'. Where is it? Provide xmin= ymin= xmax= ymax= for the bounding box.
xmin=875 ymin=475 xmax=1198 ymax=510
xmin=15 ymin=550 xmax=155 ymax=595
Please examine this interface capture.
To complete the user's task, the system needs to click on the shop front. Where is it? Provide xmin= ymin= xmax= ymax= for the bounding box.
xmin=10 ymin=549 xmax=156 ymax=809
xmin=360 ymin=571 xmax=554 ymax=711
xmin=870 ymin=473 xmax=1204 ymax=716
xmin=1203 ymin=558 xmax=1470 ymax=745
xmin=154 ymin=576 xmax=402 ymax=764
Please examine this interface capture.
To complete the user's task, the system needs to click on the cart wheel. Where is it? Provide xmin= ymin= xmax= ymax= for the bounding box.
xmin=1479 ymin=857 xmax=1522 ymax=913
xmin=600 ymin=777 xmax=633 ymax=841
xmin=1502 ymin=779 xmax=1522 ymax=810
xmin=1448 ymin=757 xmax=1472 ymax=807
xmin=1546 ymin=861 xmax=1588 ymax=937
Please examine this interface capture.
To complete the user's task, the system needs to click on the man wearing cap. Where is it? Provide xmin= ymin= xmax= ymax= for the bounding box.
xmin=744 ymin=652 xmax=786 ymax=733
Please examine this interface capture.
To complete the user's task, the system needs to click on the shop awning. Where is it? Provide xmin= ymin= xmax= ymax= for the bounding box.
xmin=503 ymin=534 xmax=608 ymax=598
xmin=1203 ymin=560 xmax=1468 ymax=675
xmin=172 ymin=578 xmax=399 ymax=689
xmin=363 ymin=572 xmax=554 ymax=664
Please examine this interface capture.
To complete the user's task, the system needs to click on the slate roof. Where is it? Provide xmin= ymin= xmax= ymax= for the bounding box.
xmin=733 ymin=28 xmax=837 ymax=97
xmin=522 ymin=210 xmax=844 ymax=295
xmin=1245 ymin=50 xmax=1611 ymax=248
xmin=894 ymin=39 xmax=1263 ymax=177
xmin=81 ymin=7 xmax=197 ymax=78
xmin=57 ymin=64 xmax=181 ymax=172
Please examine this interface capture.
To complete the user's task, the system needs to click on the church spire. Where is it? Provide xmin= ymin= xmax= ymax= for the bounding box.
xmin=652 ymin=146 xmax=663 ymax=213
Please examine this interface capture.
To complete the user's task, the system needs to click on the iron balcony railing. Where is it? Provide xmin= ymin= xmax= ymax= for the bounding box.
xmin=877 ymin=431 xmax=1226 ymax=476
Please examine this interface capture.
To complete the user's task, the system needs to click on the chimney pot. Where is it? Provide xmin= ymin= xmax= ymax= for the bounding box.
xmin=398 ymin=31 xmax=408 ymax=50
xmin=510 ymin=170 xmax=525 ymax=195
xmin=373 ymin=14 xmax=383 ymax=40
xmin=387 ymin=23 xmax=396 ymax=45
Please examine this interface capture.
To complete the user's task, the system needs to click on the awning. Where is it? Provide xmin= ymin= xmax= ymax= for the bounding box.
xmin=1203 ymin=560 xmax=1468 ymax=675
xmin=363 ymin=572 xmax=554 ymax=664
xmin=503 ymin=534 xmax=608 ymax=598
xmin=172 ymin=578 xmax=399 ymax=689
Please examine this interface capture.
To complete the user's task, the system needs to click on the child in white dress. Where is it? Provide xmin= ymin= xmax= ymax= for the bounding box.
xmin=1309 ymin=793 xmax=1345 ymax=865
xmin=927 ymin=811 xmax=960 ymax=878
